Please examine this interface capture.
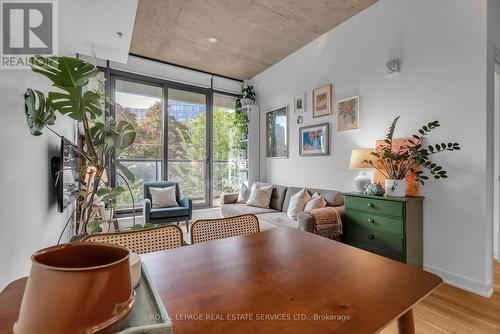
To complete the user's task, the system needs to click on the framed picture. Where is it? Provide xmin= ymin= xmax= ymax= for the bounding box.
xmin=336 ymin=95 xmax=360 ymax=131
xmin=312 ymin=84 xmax=332 ymax=118
xmin=294 ymin=93 xmax=305 ymax=113
xmin=266 ymin=106 xmax=288 ymax=158
xmin=299 ymin=123 xmax=329 ymax=156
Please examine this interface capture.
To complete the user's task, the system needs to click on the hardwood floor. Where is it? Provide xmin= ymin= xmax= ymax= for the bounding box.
xmin=381 ymin=262 xmax=500 ymax=334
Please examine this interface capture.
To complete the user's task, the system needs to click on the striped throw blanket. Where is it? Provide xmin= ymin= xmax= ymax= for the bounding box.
xmin=310 ymin=207 xmax=343 ymax=240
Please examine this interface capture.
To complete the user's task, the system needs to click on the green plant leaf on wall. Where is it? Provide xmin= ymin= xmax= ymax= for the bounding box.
xmin=30 ymin=56 xmax=98 ymax=88
xmin=24 ymin=89 xmax=56 ymax=136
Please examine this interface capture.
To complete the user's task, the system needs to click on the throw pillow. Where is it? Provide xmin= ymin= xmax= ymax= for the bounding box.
xmin=246 ymin=184 xmax=273 ymax=208
xmin=149 ymin=186 xmax=179 ymax=208
xmin=237 ymin=183 xmax=251 ymax=203
xmin=287 ymin=188 xmax=311 ymax=220
xmin=304 ymin=192 xmax=327 ymax=211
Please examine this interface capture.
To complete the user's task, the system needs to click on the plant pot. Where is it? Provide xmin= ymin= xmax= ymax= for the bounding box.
xmin=241 ymin=98 xmax=253 ymax=107
xmin=14 ymin=242 xmax=134 ymax=334
xmin=385 ymin=179 xmax=407 ymax=197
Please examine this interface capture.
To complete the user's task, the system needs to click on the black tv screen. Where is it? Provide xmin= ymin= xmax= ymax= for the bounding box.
xmin=52 ymin=137 xmax=81 ymax=213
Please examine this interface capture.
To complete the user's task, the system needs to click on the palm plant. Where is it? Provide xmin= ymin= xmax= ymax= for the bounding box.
xmin=24 ymin=55 xmax=143 ymax=237
xmin=363 ymin=116 xmax=461 ymax=185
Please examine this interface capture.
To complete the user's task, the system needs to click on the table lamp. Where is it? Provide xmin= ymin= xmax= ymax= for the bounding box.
xmin=349 ymin=149 xmax=374 ymax=192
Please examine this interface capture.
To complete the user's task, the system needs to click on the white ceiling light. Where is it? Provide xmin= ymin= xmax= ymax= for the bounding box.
xmin=208 ymin=37 xmax=218 ymax=44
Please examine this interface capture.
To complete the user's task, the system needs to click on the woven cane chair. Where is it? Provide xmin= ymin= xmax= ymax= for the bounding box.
xmin=83 ymin=225 xmax=184 ymax=254
xmin=190 ymin=214 xmax=260 ymax=244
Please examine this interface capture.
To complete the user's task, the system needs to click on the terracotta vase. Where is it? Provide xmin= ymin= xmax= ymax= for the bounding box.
xmin=14 ymin=242 xmax=134 ymax=334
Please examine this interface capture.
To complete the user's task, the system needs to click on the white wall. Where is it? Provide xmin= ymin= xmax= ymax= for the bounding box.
xmin=0 ymin=71 xmax=75 ymax=290
xmin=489 ymin=0 xmax=500 ymax=262
xmin=252 ymin=0 xmax=492 ymax=295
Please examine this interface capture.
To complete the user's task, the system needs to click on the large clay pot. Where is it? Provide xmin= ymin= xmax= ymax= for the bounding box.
xmin=14 ymin=242 xmax=134 ymax=334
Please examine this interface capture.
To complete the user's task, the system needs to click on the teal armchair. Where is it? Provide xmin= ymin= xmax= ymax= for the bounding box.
xmin=143 ymin=181 xmax=193 ymax=232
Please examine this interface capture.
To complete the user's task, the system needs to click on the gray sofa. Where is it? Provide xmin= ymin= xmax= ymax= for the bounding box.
xmin=220 ymin=182 xmax=344 ymax=232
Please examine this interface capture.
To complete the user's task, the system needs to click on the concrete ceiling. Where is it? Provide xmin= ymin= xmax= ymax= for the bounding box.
xmin=130 ymin=0 xmax=379 ymax=80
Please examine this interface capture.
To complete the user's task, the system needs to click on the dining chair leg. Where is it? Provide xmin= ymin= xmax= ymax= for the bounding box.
xmin=397 ymin=309 xmax=415 ymax=334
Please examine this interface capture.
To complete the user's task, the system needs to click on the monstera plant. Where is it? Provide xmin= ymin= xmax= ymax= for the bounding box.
xmin=24 ymin=55 xmax=147 ymax=238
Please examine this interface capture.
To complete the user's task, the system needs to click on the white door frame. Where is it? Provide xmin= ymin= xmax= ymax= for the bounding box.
xmin=495 ymin=57 xmax=500 ymax=262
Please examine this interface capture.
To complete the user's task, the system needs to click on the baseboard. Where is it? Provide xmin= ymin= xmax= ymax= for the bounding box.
xmin=424 ymin=265 xmax=493 ymax=298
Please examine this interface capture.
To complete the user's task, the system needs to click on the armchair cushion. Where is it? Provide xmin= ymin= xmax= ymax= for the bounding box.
xmin=150 ymin=207 xmax=190 ymax=219
xmin=149 ymin=186 xmax=179 ymax=208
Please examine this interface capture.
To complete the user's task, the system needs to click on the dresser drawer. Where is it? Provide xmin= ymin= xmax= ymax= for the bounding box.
xmin=346 ymin=240 xmax=405 ymax=263
xmin=345 ymin=225 xmax=404 ymax=253
xmin=346 ymin=211 xmax=404 ymax=235
xmin=345 ymin=196 xmax=404 ymax=218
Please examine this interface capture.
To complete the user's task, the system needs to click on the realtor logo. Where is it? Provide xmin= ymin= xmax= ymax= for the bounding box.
xmin=1 ymin=0 xmax=58 ymax=69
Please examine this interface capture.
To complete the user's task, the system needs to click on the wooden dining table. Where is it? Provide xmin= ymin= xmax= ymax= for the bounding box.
xmin=0 ymin=228 xmax=441 ymax=334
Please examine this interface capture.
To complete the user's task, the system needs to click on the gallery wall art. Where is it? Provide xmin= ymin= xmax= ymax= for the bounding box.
xmin=266 ymin=106 xmax=289 ymax=158
xmin=336 ymin=95 xmax=359 ymax=131
xmin=299 ymin=123 xmax=329 ymax=156
xmin=312 ymin=84 xmax=332 ymax=118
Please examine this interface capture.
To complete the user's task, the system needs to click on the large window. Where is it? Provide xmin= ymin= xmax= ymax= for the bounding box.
xmin=111 ymin=73 xmax=246 ymax=211
xmin=114 ymin=79 xmax=164 ymax=209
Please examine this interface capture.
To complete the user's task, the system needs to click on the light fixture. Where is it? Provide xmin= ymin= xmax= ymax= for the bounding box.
xmin=385 ymin=59 xmax=400 ymax=75
xmin=349 ymin=149 xmax=374 ymax=192
xmin=208 ymin=37 xmax=218 ymax=44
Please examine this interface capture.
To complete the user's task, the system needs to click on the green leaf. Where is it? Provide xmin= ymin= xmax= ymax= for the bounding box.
xmin=24 ymin=89 xmax=56 ymax=136
xmin=70 ymin=233 xmax=88 ymax=242
xmin=144 ymin=223 xmax=156 ymax=229
xmin=114 ymin=160 xmax=135 ymax=183
xmin=30 ymin=56 xmax=98 ymax=88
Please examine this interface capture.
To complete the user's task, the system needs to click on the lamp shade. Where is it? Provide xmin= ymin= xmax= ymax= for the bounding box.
xmin=349 ymin=149 xmax=374 ymax=169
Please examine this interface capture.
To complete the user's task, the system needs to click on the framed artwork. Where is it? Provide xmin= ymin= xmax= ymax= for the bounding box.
xmin=266 ymin=106 xmax=288 ymax=158
xmin=336 ymin=95 xmax=360 ymax=131
xmin=312 ymin=84 xmax=332 ymax=118
xmin=299 ymin=123 xmax=329 ymax=156
xmin=373 ymin=138 xmax=420 ymax=196
xmin=294 ymin=93 xmax=305 ymax=113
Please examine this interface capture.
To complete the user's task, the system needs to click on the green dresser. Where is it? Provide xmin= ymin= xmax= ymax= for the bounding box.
xmin=343 ymin=192 xmax=424 ymax=267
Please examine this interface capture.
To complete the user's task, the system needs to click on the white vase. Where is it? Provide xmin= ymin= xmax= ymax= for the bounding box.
xmin=354 ymin=171 xmax=371 ymax=192
xmin=385 ymin=179 xmax=407 ymax=197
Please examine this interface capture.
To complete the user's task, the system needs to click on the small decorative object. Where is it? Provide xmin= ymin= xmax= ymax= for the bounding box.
xmin=349 ymin=149 xmax=374 ymax=192
xmin=337 ymin=96 xmax=360 ymax=131
xmin=299 ymin=123 xmax=329 ymax=156
xmin=294 ymin=93 xmax=305 ymax=113
xmin=266 ymin=106 xmax=288 ymax=158
xmin=14 ymin=242 xmax=134 ymax=334
xmin=312 ymin=84 xmax=333 ymax=118
xmin=296 ymin=115 xmax=303 ymax=124
xmin=364 ymin=116 xmax=461 ymax=197
xmin=363 ymin=182 xmax=385 ymax=196
xmin=386 ymin=59 xmax=400 ymax=75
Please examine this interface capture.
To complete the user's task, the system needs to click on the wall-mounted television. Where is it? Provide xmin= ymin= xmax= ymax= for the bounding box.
xmin=51 ymin=137 xmax=81 ymax=213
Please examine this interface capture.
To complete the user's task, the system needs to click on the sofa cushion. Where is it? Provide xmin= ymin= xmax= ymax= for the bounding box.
xmin=258 ymin=220 xmax=280 ymax=232
xmin=150 ymin=207 xmax=189 ymax=219
xmin=258 ymin=212 xmax=298 ymax=229
xmin=287 ymin=188 xmax=311 ymax=220
xmin=255 ymin=182 xmax=287 ymax=211
xmin=220 ymin=204 xmax=277 ymax=217
xmin=283 ymin=187 xmax=343 ymax=212
xmin=246 ymin=184 xmax=273 ymax=208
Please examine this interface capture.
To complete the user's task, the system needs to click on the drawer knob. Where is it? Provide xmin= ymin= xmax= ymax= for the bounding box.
xmin=368 ymin=234 xmax=375 ymax=240
xmin=368 ymin=218 xmax=375 ymax=224
xmin=367 ymin=203 xmax=374 ymax=208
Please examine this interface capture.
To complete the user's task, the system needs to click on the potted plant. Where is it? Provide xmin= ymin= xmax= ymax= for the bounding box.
xmin=24 ymin=55 xmax=148 ymax=240
xmin=239 ymin=84 xmax=256 ymax=107
xmin=363 ymin=116 xmax=460 ymax=197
